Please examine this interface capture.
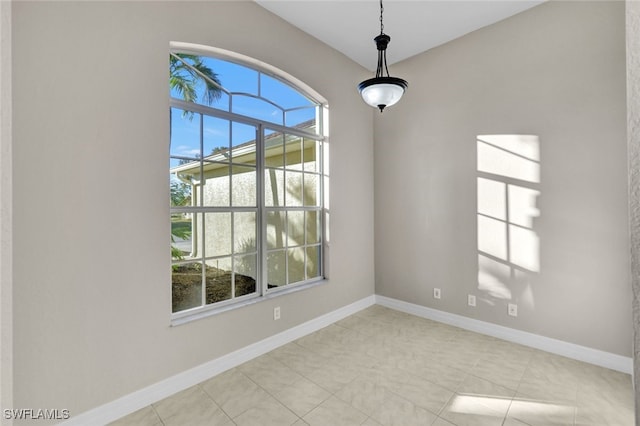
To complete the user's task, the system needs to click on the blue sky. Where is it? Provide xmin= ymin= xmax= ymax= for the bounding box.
xmin=170 ymin=55 xmax=317 ymax=168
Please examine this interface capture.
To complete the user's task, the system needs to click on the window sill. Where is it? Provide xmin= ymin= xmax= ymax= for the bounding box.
xmin=170 ymin=278 xmax=328 ymax=327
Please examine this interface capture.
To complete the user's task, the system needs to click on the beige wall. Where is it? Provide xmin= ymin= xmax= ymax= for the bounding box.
xmin=0 ymin=0 xmax=13 ymax=421
xmin=375 ymin=1 xmax=631 ymax=356
xmin=627 ymin=0 xmax=640 ymax=417
xmin=11 ymin=1 xmax=374 ymax=419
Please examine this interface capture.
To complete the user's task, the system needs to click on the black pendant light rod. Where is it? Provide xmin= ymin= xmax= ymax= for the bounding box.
xmin=375 ymin=0 xmax=391 ymax=79
xmin=375 ymin=35 xmax=391 ymax=78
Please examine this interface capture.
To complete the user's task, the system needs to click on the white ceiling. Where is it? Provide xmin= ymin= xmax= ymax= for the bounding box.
xmin=256 ymin=0 xmax=545 ymax=71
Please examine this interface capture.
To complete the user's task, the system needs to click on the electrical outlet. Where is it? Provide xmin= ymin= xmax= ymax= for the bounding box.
xmin=468 ymin=294 xmax=476 ymax=307
xmin=433 ymin=288 xmax=441 ymax=299
xmin=274 ymin=306 xmax=281 ymax=320
xmin=508 ymin=303 xmax=518 ymax=317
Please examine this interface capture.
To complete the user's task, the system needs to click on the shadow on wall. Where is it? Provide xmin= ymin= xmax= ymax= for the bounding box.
xmin=476 ymin=134 xmax=541 ymax=311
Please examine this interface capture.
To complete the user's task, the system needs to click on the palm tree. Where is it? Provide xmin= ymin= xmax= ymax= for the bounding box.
xmin=169 ymin=53 xmax=223 ymax=111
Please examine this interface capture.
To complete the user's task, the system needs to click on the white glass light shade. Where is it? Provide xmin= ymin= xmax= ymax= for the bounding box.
xmin=358 ymin=76 xmax=408 ymax=112
xmin=361 ymin=83 xmax=404 ymax=108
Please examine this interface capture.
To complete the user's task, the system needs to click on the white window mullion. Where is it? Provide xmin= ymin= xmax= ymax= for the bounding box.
xmin=319 ymin=140 xmax=325 ymax=279
xmin=285 ymin=211 xmax=289 ymax=286
xmin=258 ymin=125 xmax=268 ymax=296
xmin=200 ymin=212 xmax=206 ymax=307
xmin=199 ymin=113 xmax=207 ymax=308
xmin=231 ymin=211 xmax=235 ymax=300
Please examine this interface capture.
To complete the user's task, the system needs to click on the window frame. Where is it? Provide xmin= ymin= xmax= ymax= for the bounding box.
xmin=169 ymin=44 xmax=328 ymax=324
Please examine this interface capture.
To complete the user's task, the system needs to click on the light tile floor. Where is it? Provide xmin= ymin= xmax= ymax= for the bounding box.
xmin=110 ymin=305 xmax=634 ymax=426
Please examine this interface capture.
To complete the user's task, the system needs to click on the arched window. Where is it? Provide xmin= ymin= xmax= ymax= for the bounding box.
xmin=169 ymin=43 xmax=327 ymax=318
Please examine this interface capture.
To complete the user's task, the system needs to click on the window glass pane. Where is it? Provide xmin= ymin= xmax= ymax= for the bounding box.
xmin=267 ymin=211 xmax=286 ymax=249
xmin=286 ymin=171 xmax=303 ymax=206
xmin=303 ymin=139 xmax=319 ymax=172
xmin=231 ymin=166 xmax=256 ymax=206
xmin=303 ymin=174 xmax=319 ymax=206
xmin=170 ymin=54 xmax=229 ymax=111
xmin=170 ymin=175 xmax=193 ymax=207
xmin=203 ymin=116 xmax=230 ymax=160
xmin=306 ymin=211 xmax=320 ymax=244
xmin=234 ymin=212 xmax=257 ymax=254
xmin=265 ymin=132 xmax=285 ymax=168
xmin=232 ymin=95 xmax=283 ymax=125
xmin=171 ymin=211 xmax=194 ymax=260
xmin=209 ymin=57 xmax=258 ymax=95
xmin=287 ymin=211 xmax=304 ymax=247
xmin=323 ymin=140 xmax=330 ymax=176
xmin=169 ymin=166 xmax=200 ymax=200
xmin=209 ymin=91 xmax=230 ymax=112
xmin=172 ymin=261 xmax=202 ymax=313
xmin=285 ymin=135 xmax=303 ymax=170
xmin=231 ymin=122 xmax=257 ymax=165
xmin=174 ymin=167 xmax=200 ymax=206
xmin=260 ymin=74 xmax=313 ymax=110
xmin=170 ymin=108 xmax=201 ymax=162
xmin=204 ymin=212 xmax=231 ymax=257
xmin=285 ymin=109 xmax=317 ymax=131
xmin=205 ymin=257 xmax=232 ymax=304
xmin=288 ymin=247 xmax=305 ymax=284
xmin=267 ymin=250 xmax=286 ymax=288
xmin=306 ymin=245 xmax=321 ymax=280
xmin=265 ymin=169 xmax=284 ymax=207
xmin=235 ymin=254 xmax=257 ymax=297
xmin=178 ymin=212 xmax=201 ymax=259
xmin=201 ymin=162 xmax=230 ymax=207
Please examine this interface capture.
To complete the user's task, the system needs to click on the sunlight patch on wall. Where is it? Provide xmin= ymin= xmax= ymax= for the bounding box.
xmin=477 ymin=134 xmax=540 ymax=183
xmin=478 ymin=178 xmax=506 ymax=220
xmin=477 ymin=215 xmax=508 ymax=260
xmin=477 ymin=255 xmax=512 ymax=301
xmin=477 ymin=135 xmax=540 ymax=309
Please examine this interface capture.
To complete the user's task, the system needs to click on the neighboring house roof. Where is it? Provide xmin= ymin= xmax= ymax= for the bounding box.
xmin=171 ymin=119 xmax=317 ymax=176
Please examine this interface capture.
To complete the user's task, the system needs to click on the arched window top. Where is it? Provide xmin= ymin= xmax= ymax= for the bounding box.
xmin=169 ymin=43 xmax=328 ymax=318
xmin=170 ymin=42 xmax=326 ymax=133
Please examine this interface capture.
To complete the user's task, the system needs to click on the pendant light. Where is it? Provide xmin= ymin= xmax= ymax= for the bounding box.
xmin=358 ymin=0 xmax=408 ymax=113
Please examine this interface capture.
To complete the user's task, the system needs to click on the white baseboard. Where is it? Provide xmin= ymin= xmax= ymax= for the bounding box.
xmin=60 ymin=295 xmax=376 ymax=426
xmin=375 ymin=295 xmax=633 ymax=374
